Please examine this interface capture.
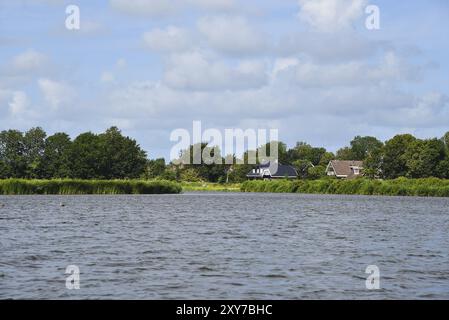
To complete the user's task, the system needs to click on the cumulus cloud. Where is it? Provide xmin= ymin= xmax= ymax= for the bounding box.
xmin=197 ymin=15 xmax=268 ymax=55
xmin=110 ymin=0 xmax=235 ymax=16
xmin=162 ymin=51 xmax=268 ymax=91
xmin=187 ymin=0 xmax=235 ymax=11
xmin=11 ymin=50 xmax=48 ymax=72
xmin=142 ymin=26 xmax=193 ymax=52
xmin=38 ymin=78 xmax=75 ymax=110
xmin=0 ymin=50 xmax=52 ymax=89
xmin=277 ymin=31 xmax=389 ymax=63
xmin=8 ymin=91 xmax=30 ymax=116
xmin=110 ymin=0 xmax=177 ymax=17
xmin=277 ymin=52 xmax=423 ymax=88
xmin=298 ymin=0 xmax=368 ymax=32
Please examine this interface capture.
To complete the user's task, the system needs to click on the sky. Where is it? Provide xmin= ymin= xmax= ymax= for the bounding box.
xmin=1 ymin=0 xmax=449 ymax=160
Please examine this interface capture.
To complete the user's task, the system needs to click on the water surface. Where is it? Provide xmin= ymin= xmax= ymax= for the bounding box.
xmin=1 ymin=192 xmax=448 ymax=299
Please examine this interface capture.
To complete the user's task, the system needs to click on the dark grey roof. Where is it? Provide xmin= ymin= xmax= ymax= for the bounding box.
xmin=246 ymin=161 xmax=297 ymax=178
xmin=271 ymin=164 xmax=297 ymax=177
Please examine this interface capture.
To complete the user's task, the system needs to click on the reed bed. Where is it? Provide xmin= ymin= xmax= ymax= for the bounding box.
xmin=241 ymin=178 xmax=449 ymax=197
xmin=0 ymin=179 xmax=182 ymax=195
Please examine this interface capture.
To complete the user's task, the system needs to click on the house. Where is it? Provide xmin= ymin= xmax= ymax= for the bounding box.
xmin=246 ymin=161 xmax=298 ymax=180
xmin=325 ymin=160 xmax=364 ymax=179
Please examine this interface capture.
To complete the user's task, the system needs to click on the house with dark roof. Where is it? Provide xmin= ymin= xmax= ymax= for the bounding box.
xmin=325 ymin=160 xmax=364 ymax=179
xmin=246 ymin=161 xmax=298 ymax=180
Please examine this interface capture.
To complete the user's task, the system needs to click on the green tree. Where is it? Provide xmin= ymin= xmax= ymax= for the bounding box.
xmin=307 ymin=165 xmax=326 ymax=180
xmin=318 ymin=151 xmax=335 ymax=166
xmin=258 ymin=141 xmax=289 ymax=164
xmin=23 ymin=127 xmax=47 ymax=178
xmin=288 ymin=142 xmax=327 ymax=166
xmin=405 ymin=138 xmax=446 ymax=178
xmin=363 ymin=146 xmax=384 ymax=179
xmin=349 ymin=136 xmax=383 ymax=161
xmin=382 ymin=134 xmax=417 ymax=179
xmin=0 ymin=130 xmax=26 ymax=178
xmin=68 ymin=132 xmax=103 ymax=179
xmin=97 ymin=127 xmax=147 ymax=179
xmin=443 ymin=131 xmax=449 ymax=150
xmin=145 ymin=158 xmax=167 ymax=179
xmin=336 ymin=146 xmax=354 ymax=160
xmin=176 ymin=143 xmax=226 ymax=182
xmin=40 ymin=133 xmax=72 ymax=178
xmin=293 ymin=159 xmax=314 ymax=179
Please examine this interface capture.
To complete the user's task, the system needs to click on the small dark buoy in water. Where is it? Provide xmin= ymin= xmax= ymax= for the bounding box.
xmin=60 ymin=202 xmax=66 ymax=207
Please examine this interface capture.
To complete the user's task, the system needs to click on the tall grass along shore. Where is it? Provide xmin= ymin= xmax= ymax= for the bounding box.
xmin=241 ymin=178 xmax=449 ymax=197
xmin=0 ymin=179 xmax=182 ymax=195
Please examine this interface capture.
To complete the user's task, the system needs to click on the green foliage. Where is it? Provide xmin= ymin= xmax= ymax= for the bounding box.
xmin=349 ymin=136 xmax=384 ymax=161
xmin=0 ymin=127 xmax=148 ymax=180
xmin=180 ymin=168 xmax=202 ymax=182
xmin=0 ymin=129 xmax=27 ymax=178
xmin=145 ymin=158 xmax=167 ymax=179
xmin=382 ymin=134 xmax=417 ymax=179
xmin=40 ymin=133 xmax=72 ymax=179
xmin=288 ymin=142 xmax=328 ymax=165
xmin=241 ymin=178 xmax=449 ymax=197
xmin=0 ymin=179 xmax=181 ymax=195
xmin=404 ymin=138 xmax=446 ymax=178
xmin=307 ymin=165 xmax=326 ymax=180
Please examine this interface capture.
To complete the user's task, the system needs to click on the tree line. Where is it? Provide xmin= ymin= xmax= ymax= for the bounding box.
xmin=1 ymin=127 xmax=449 ymax=182
xmin=0 ymin=127 xmax=147 ymax=179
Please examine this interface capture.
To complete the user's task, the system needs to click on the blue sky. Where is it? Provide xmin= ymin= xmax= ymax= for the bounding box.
xmin=1 ymin=0 xmax=449 ymax=159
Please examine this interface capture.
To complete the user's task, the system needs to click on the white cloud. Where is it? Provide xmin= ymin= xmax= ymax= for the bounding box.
xmin=8 ymin=91 xmax=29 ymax=116
xmin=11 ymin=50 xmax=48 ymax=73
xmin=142 ymin=26 xmax=192 ymax=52
xmin=187 ymin=0 xmax=235 ymax=11
xmin=298 ymin=0 xmax=367 ymax=32
xmin=197 ymin=16 xmax=268 ymax=55
xmin=110 ymin=0 xmax=176 ymax=17
xmin=38 ymin=78 xmax=75 ymax=110
xmin=276 ymin=52 xmax=423 ymax=88
xmin=162 ymin=51 xmax=268 ymax=91
xmin=110 ymin=0 xmax=235 ymax=16
xmin=277 ymin=31 xmax=388 ymax=63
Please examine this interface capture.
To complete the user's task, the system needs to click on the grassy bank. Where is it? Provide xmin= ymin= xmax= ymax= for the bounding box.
xmin=181 ymin=182 xmax=241 ymax=192
xmin=241 ymin=178 xmax=449 ymax=197
xmin=0 ymin=179 xmax=182 ymax=195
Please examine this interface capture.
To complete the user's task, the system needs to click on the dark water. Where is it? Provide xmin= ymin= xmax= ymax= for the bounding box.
xmin=0 ymin=192 xmax=448 ymax=299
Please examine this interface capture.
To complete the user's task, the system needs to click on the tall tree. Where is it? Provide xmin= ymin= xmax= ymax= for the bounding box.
xmin=145 ymin=158 xmax=166 ymax=179
xmin=443 ymin=132 xmax=449 ymax=151
xmin=405 ymin=138 xmax=446 ymax=178
xmin=68 ymin=132 xmax=103 ymax=179
xmin=336 ymin=146 xmax=354 ymax=160
xmin=97 ymin=127 xmax=148 ymax=179
xmin=349 ymin=136 xmax=383 ymax=161
xmin=288 ymin=142 xmax=327 ymax=166
xmin=40 ymin=133 xmax=72 ymax=178
xmin=23 ymin=127 xmax=47 ymax=178
xmin=382 ymin=134 xmax=417 ymax=179
xmin=0 ymin=130 xmax=26 ymax=178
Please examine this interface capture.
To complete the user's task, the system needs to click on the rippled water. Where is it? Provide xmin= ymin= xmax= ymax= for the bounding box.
xmin=1 ymin=192 xmax=448 ymax=299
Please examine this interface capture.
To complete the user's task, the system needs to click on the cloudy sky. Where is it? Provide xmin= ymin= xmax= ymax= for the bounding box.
xmin=1 ymin=0 xmax=448 ymax=159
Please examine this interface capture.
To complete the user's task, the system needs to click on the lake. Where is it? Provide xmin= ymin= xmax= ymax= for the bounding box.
xmin=1 ymin=192 xmax=448 ymax=299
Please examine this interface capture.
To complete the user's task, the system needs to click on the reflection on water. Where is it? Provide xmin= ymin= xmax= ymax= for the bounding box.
xmin=0 ymin=192 xmax=448 ymax=299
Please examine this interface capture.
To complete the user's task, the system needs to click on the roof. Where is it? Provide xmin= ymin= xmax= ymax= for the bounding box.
xmin=327 ymin=160 xmax=363 ymax=177
xmin=247 ymin=161 xmax=298 ymax=178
